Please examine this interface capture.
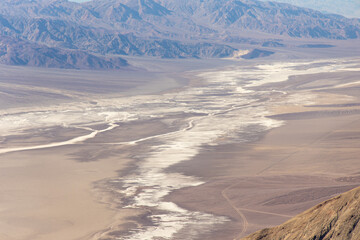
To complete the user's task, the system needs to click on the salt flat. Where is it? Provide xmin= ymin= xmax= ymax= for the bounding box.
xmin=0 ymin=58 xmax=359 ymax=239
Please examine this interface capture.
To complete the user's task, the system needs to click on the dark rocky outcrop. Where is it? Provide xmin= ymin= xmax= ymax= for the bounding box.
xmin=262 ymin=41 xmax=285 ymax=47
xmin=0 ymin=35 xmax=128 ymax=69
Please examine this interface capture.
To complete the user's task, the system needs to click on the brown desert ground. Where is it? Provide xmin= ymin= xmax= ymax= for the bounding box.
xmin=167 ymin=69 xmax=360 ymax=239
xmin=0 ymin=120 xmax=172 ymax=240
xmin=0 ymin=60 xmax=359 ymax=240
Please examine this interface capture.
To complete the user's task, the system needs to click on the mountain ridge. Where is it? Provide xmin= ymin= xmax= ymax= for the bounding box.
xmin=259 ymin=0 xmax=360 ymax=18
xmin=0 ymin=0 xmax=359 ymax=68
xmin=0 ymin=35 xmax=129 ymax=69
xmin=242 ymin=186 xmax=360 ymax=240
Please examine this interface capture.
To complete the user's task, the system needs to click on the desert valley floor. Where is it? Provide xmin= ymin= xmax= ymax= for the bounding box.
xmin=0 ymin=57 xmax=360 ymax=240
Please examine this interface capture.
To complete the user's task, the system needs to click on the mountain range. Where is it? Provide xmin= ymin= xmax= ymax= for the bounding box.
xmin=260 ymin=0 xmax=360 ymax=18
xmin=0 ymin=0 xmax=359 ymax=69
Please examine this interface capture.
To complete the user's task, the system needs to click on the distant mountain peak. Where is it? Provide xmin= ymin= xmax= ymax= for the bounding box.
xmin=259 ymin=0 xmax=360 ymax=19
xmin=137 ymin=0 xmax=172 ymax=16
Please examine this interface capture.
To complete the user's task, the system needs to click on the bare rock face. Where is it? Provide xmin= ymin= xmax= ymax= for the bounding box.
xmin=0 ymin=0 xmax=359 ymax=69
xmin=0 ymin=35 xmax=128 ymax=69
xmin=242 ymin=186 xmax=360 ymax=240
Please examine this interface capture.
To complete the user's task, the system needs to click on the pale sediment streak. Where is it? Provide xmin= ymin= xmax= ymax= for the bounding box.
xmin=108 ymin=119 xmax=195 ymax=146
xmin=107 ymin=60 xmax=359 ymax=239
xmin=0 ymin=59 xmax=357 ymax=239
xmin=0 ymin=123 xmax=118 ymax=155
xmin=118 ymin=116 xmax=278 ymax=240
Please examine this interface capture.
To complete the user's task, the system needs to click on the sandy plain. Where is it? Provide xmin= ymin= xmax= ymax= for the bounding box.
xmin=0 ymin=57 xmax=359 ymax=240
xmin=0 ymin=125 xmax=130 ymax=240
xmin=0 ymin=64 xmax=184 ymax=240
xmin=0 ymin=119 xmax=178 ymax=240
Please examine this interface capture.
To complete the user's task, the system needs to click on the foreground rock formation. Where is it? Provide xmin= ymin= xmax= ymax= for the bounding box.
xmin=242 ymin=186 xmax=360 ymax=240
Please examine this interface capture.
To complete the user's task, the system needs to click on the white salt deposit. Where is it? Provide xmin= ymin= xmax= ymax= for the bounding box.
xmin=0 ymin=123 xmax=117 ymax=155
xmin=0 ymin=59 xmax=358 ymax=239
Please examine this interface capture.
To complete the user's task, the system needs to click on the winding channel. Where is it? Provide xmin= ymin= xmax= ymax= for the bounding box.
xmin=1 ymin=59 xmax=358 ymax=239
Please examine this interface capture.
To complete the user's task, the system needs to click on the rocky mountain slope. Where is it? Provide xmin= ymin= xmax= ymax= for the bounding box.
xmin=157 ymin=0 xmax=360 ymax=39
xmin=260 ymin=0 xmax=360 ymax=18
xmin=242 ymin=186 xmax=360 ymax=240
xmin=0 ymin=0 xmax=359 ymax=68
xmin=0 ymin=35 xmax=128 ymax=69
